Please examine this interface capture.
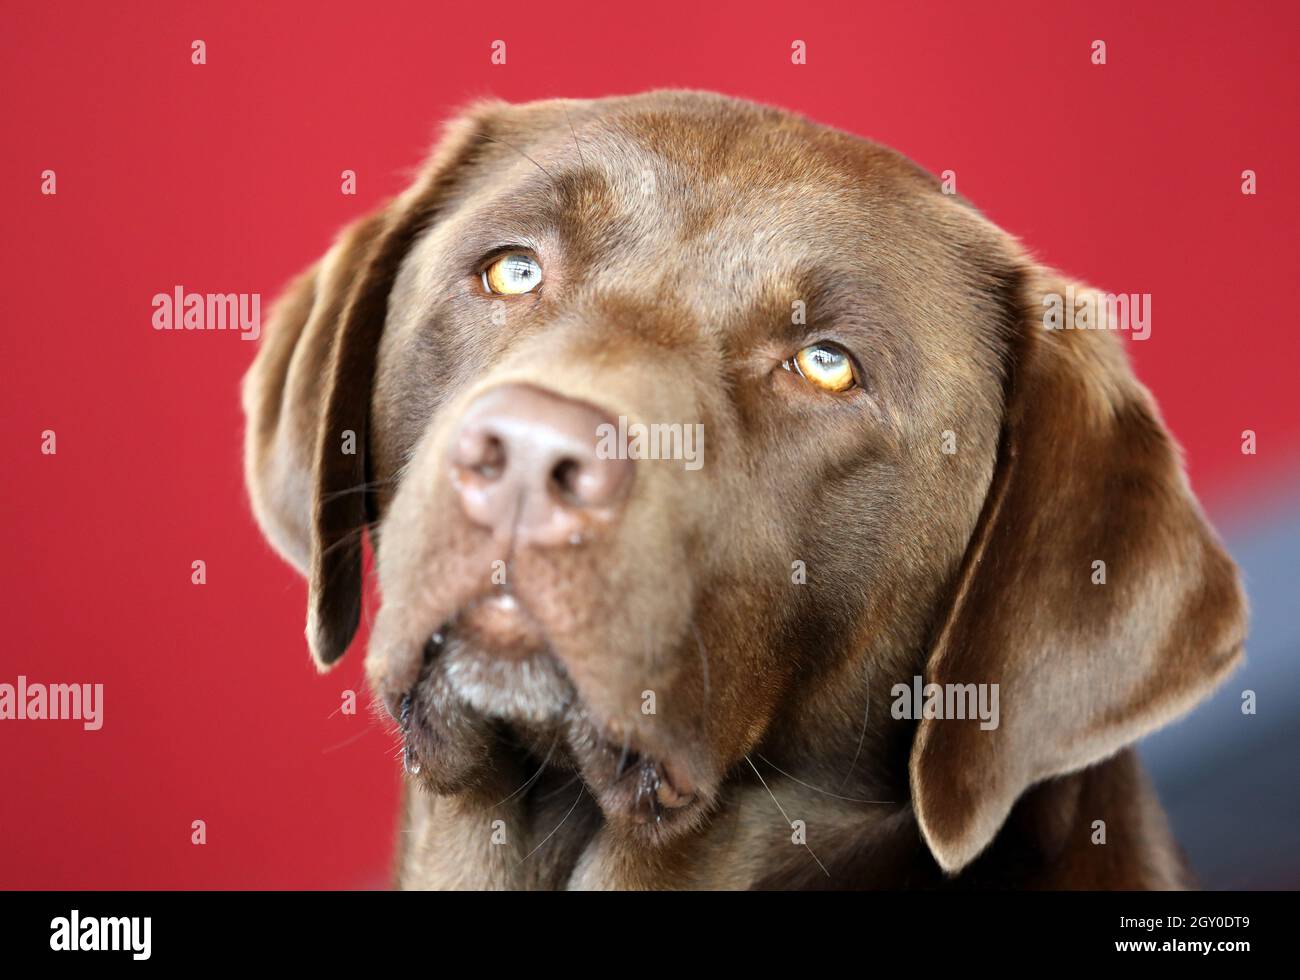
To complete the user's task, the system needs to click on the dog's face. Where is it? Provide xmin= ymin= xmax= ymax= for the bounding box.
xmin=366 ymin=94 xmax=1007 ymax=832
xmin=244 ymin=91 xmax=1244 ymax=874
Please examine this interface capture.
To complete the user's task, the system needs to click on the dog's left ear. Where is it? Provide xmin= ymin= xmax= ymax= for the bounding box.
xmin=911 ymin=261 xmax=1247 ymax=874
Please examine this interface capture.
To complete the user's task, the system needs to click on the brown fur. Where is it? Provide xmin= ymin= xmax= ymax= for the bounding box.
xmin=242 ymin=91 xmax=1245 ymax=889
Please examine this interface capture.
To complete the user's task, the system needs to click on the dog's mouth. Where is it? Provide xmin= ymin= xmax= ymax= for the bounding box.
xmin=394 ymin=593 xmax=701 ymax=826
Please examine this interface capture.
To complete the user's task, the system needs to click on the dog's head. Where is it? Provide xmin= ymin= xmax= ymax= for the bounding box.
xmin=243 ymin=91 xmax=1244 ymax=873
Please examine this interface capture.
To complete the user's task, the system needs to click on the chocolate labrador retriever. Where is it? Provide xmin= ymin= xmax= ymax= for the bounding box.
xmin=242 ymin=90 xmax=1245 ymax=889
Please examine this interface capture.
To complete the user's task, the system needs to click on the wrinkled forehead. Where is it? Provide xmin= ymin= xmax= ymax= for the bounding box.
xmin=440 ymin=105 xmax=943 ymax=316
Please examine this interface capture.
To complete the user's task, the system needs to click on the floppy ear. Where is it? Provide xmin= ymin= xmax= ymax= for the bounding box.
xmin=910 ymin=262 xmax=1247 ymax=873
xmin=242 ymin=103 xmax=505 ymax=668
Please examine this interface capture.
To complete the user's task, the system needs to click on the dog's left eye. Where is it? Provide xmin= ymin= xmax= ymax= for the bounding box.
xmin=782 ymin=342 xmax=858 ymax=393
xmin=482 ymin=251 xmax=543 ymax=295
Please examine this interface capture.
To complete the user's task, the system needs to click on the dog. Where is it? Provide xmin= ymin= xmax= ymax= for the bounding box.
xmin=242 ymin=90 xmax=1246 ymax=889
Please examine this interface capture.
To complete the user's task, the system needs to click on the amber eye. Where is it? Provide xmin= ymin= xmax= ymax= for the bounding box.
xmin=482 ymin=251 xmax=543 ymax=295
xmin=783 ymin=342 xmax=858 ymax=392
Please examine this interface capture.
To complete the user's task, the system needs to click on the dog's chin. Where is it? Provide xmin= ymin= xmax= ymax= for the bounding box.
xmin=437 ymin=601 xmax=575 ymax=726
xmin=398 ymin=595 xmax=710 ymax=837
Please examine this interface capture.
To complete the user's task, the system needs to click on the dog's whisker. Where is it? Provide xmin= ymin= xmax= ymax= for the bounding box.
xmin=755 ymin=752 xmax=898 ymax=806
xmin=615 ymin=730 xmax=633 ymax=778
xmin=318 ymin=478 xmax=397 ymax=504
xmin=320 ymin=727 xmax=374 ymax=755
xmin=517 ymin=782 xmax=587 ymax=864
xmin=474 ymin=131 xmax=554 ymax=181
xmin=745 ymin=755 xmax=830 ymax=878
xmin=535 ymin=773 xmax=582 ymax=804
xmin=562 ymin=103 xmax=585 ymax=170
xmin=691 ymin=622 xmax=711 ymax=718
xmin=836 ymin=669 xmax=872 ymax=794
xmin=492 ymin=727 xmax=564 ymax=809
xmin=318 ymin=520 xmax=381 ymax=560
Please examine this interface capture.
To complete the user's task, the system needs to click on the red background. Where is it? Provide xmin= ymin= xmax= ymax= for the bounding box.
xmin=2 ymin=0 xmax=1296 ymax=887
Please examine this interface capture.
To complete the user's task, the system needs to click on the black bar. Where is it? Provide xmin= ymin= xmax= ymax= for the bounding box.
xmin=0 ymin=890 xmax=1283 ymax=966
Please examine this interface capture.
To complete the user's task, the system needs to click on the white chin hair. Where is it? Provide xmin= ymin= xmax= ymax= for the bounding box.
xmin=439 ymin=639 xmax=573 ymax=724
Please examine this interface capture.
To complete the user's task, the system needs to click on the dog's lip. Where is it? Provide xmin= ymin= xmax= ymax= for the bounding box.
xmin=644 ymin=757 xmax=697 ymax=811
xmin=656 ymin=757 xmax=696 ymax=805
xmin=591 ymin=727 xmax=700 ymax=821
xmin=454 ymin=591 xmax=547 ymax=658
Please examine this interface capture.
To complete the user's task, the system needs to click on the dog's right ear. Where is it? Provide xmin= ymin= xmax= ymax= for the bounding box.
xmin=241 ymin=102 xmax=506 ymax=669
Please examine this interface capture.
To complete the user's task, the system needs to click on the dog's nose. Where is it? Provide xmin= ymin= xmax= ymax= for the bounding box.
xmin=449 ymin=384 xmax=633 ymax=546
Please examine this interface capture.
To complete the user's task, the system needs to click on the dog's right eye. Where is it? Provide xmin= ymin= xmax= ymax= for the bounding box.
xmin=482 ymin=251 xmax=543 ymax=295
